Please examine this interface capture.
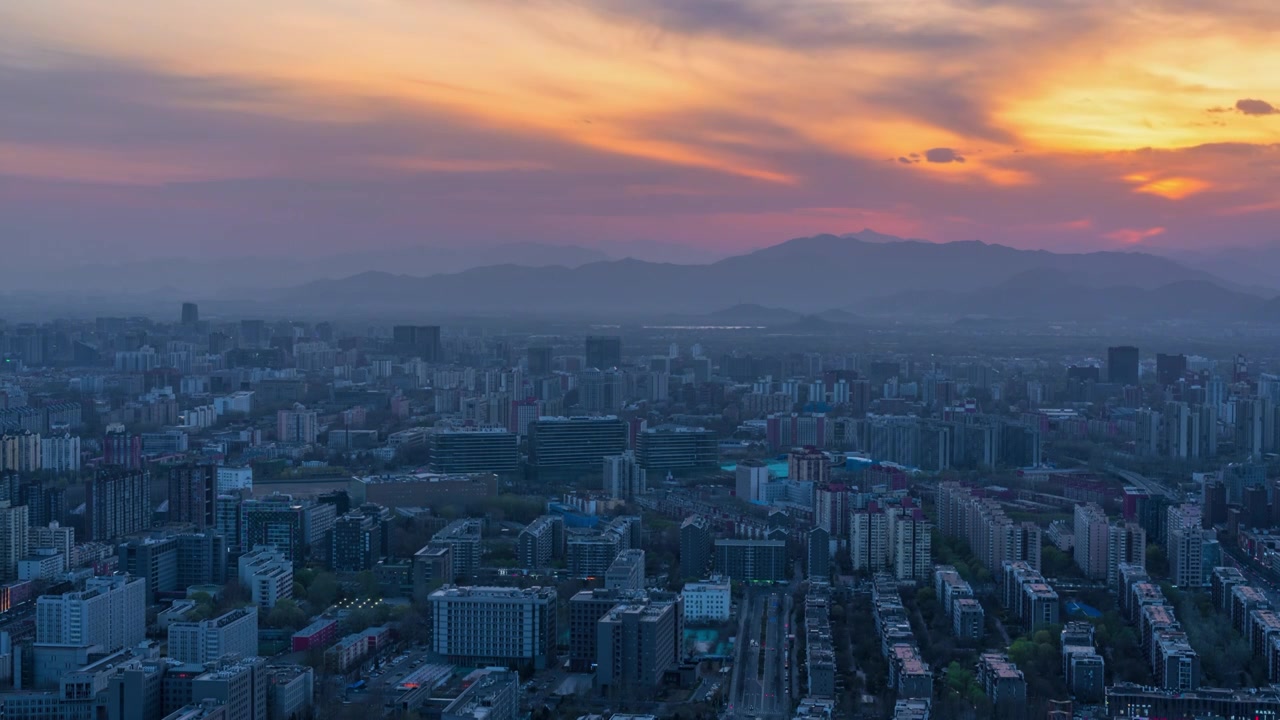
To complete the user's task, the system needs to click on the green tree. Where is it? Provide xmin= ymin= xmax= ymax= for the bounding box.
xmin=309 ymin=572 xmax=340 ymax=608
xmin=267 ymin=599 xmax=308 ymax=630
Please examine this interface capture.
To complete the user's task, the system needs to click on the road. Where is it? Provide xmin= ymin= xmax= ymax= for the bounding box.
xmin=1108 ymin=465 xmax=1180 ymax=502
xmin=727 ymin=589 xmax=794 ymax=720
xmin=1221 ymin=541 xmax=1280 ymax=609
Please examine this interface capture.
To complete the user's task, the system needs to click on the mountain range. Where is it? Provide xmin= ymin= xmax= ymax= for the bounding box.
xmin=265 ymin=232 xmax=1280 ymax=321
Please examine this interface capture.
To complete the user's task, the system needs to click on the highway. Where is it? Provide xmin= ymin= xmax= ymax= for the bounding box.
xmin=1108 ymin=465 xmax=1181 ymax=502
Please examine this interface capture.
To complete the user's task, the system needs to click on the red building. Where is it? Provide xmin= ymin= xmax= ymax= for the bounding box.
xmin=292 ymin=618 xmax=339 ymax=652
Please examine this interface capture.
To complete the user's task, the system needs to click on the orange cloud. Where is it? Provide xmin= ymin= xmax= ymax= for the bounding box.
xmin=1126 ymin=175 xmax=1210 ymax=200
xmin=1104 ymin=226 xmax=1166 ymax=244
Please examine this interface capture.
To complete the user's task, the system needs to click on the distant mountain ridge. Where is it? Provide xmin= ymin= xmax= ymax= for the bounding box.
xmin=271 ymin=231 xmax=1276 ymax=320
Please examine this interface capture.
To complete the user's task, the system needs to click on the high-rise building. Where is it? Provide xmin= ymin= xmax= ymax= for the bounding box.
xmin=0 ymin=430 xmax=41 ymax=473
xmin=714 ymin=539 xmax=787 ymax=582
xmin=851 ymin=504 xmax=889 ymax=573
xmin=189 ymin=657 xmax=268 ymax=720
xmin=605 ymin=549 xmax=646 ymax=591
xmin=429 ymin=429 xmax=519 ymax=475
xmin=1073 ymin=503 xmax=1110 ymax=581
xmin=87 ymin=466 xmax=152 ymax=541
xmin=679 ymin=516 xmax=712 ymax=580
xmin=276 ymin=404 xmax=317 ymax=445
xmin=1108 ymin=346 xmax=1140 ymax=385
xmin=1167 ymin=504 xmax=1206 ymax=588
xmin=1106 ymin=522 xmax=1146 ymax=589
xmin=40 ymin=433 xmax=82 ymax=474
xmin=807 ymin=526 xmax=830 ymax=580
xmin=238 ymin=545 xmax=293 ymax=609
xmin=603 ymin=451 xmax=647 ymax=500
xmin=735 ymin=460 xmax=769 ymax=503
xmin=428 ymin=586 xmax=558 ymax=669
xmin=181 ymin=302 xmax=199 ymax=327
xmin=585 ymin=335 xmax=622 ymax=370
xmin=432 ymin=518 xmax=483 ymax=580
xmin=36 ymin=575 xmax=146 ymax=652
xmin=412 ymin=544 xmax=452 ymax=604
xmin=0 ymin=501 xmax=29 ymax=582
xmin=168 ymin=465 xmax=216 ymax=529
xmin=1156 ymin=353 xmax=1187 ymax=387
xmin=168 ymin=606 xmax=259 ymax=665
xmin=567 ymin=587 xmax=635 ymax=672
xmin=527 ymin=347 xmax=553 ymax=376
xmin=528 ymin=416 xmax=628 ymax=471
xmin=596 ymin=594 xmax=683 ymax=691
xmin=788 ymin=447 xmax=830 ymax=484
xmin=330 ymin=511 xmax=381 ymax=572
xmin=889 ymin=508 xmax=932 ymax=581
xmin=241 ymin=495 xmax=335 ymax=563
xmin=392 ymin=325 xmax=442 ymax=362
xmin=516 ymin=515 xmax=564 ymax=570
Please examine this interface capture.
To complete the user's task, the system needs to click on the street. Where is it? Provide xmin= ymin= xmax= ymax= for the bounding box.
xmin=727 ymin=588 xmax=794 ymax=720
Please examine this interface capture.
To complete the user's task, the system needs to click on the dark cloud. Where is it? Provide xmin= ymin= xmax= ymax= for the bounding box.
xmin=898 ymin=157 xmax=914 ymax=164
xmin=925 ymin=148 xmax=965 ymax=163
xmin=1236 ymin=98 xmax=1278 ymax=116
xmin=569 ymin=0 xmax=984 ymax=52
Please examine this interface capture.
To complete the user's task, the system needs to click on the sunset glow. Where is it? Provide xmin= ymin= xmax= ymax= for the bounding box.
xmin=1 ymin=0 xmax=1278 ymax=261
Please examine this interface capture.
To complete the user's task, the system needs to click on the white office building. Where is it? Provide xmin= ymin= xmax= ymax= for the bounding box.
xmin=35 ymin=575 xmax=146 ymax=653
xmin=168 ymin=606 xmax=259 ymax=664
xmin=682 ymin=577 xmax=731 ymax=622
xmin=238 ymin=545 xmax=293 ymax=609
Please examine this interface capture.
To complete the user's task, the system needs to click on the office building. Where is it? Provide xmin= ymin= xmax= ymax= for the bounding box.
xmin=516 ymin=516 xmax=564 ymax=570
xmin=188 ymin=657 xmax=268 ymax=720
xmin=215 ymin=466 xmax=252 ymax=494
xmin=605 ymin=549 xmax=645 ymax=591
xmin=331 ymin=511 xmax=381 ymax=572
xmin=634 ymin=426 xmax=718 ymax=473
xmin=0 ymin=501 xmax=29 ymax=582
xmin=392 ymin=325 xmax=441 ymax=362
xmin=432 ymin=519 xmax=483 ymax=579
xmin=678 ymin=516 xmax=711 ymax=580
xmin=349 ymin=472 xmax=497 ymax=509
xmin=568 ymin=588 xmax=637 ymax=672
xmin=442 ymin=667 xmax=518 ymax=720
xmin=241 ymin=495 xmax=335 ymax=563
xmin=585 ymin=335 xmax=622 ymax=370
xmin=168 ymin=606 xmax=258 ymax=665
xmin=428 ymin=586 xmax=558 ymax=670
xmin=168 ymin=465 xmax=216 ymax=530
xmin=1156 ymin=353 xmax=1188 ymax=386
xmin=596 ymin=595 xmax=682 ymax=691
xmin=265 ymin=665 xmax=314 ymax=720
xmin=181 ymin=302 xmax=199 ymax=326
xmin=412 ymin=544 xmax=452 ymax=604
xmin=1108 ymin=346 xmax=1140 ymax=385
xmin=238 ymin=546 xmax=293 ymax=609
xmin=86 ymin=467 xmax=152 ymax=541
xmin=714 ymin=539 xmax=787 ymax=583
xmin=32 ymin=521 xmax=75 ymax=557
xmin=276 ymin=405 xmax=317 ymax=445
xmin=429 ymin=429 xmax=519 ymax=475
xmin=528 ymin=416 xmax=628 ymax=471
xmin=682 ymin=577 xmax=730 ymax=622
xmin=527 ymin=347 xmax=553 ymax=376
xmin=603 ymin=451 xmax=647 ymax=500
xmin=36 ymin=575 xmax=146 ymax=653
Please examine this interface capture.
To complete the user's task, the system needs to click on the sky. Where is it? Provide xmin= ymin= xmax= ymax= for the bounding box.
xmin=2 ymin=0 xmax=1279 ymax=273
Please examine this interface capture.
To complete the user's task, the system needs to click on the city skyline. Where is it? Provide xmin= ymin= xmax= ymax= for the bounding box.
xmin=2 ymin=0 xmax=1279 ymax=274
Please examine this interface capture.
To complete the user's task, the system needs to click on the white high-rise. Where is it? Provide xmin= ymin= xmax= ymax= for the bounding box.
xmin=735 ymin=461 xmax=770 ymax=503
xmin=36 ymin=575 xmax=146 ymax=652
xmin=603 ymin=451 xmax=647 ymax=500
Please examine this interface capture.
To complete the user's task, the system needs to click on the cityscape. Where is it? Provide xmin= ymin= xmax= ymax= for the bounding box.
xmin=0 ymin=311 xmax=1279 ymax=720
xmin=4 ymin=2 xmax=1280 ymax=720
